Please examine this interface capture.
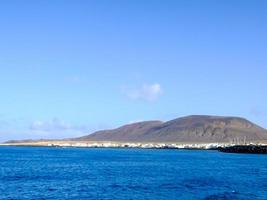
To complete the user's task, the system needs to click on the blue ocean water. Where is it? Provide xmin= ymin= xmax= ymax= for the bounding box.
xmin=0 ymin=147 xmax=266 ymax=200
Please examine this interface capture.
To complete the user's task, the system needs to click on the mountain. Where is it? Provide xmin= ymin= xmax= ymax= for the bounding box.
xmin=75 ymin=115 xmax=267 ymax=143
xmin=77 ymin=121 xmax=163 ymax=142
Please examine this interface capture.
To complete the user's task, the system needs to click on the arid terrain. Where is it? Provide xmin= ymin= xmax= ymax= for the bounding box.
xmin=3 ymin=115 xmax=267 ymax=149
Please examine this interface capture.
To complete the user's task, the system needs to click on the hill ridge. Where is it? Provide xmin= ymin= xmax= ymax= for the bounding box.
xmin=74 ymin=115 xmax=267 ymax=143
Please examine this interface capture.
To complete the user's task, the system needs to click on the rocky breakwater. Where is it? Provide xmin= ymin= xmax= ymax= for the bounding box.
xmin=218 ymin=145 xmax=267 ymax=154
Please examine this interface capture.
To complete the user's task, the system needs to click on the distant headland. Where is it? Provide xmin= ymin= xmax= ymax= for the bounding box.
xmin=2 ymin=115 xmax=267 ymax=153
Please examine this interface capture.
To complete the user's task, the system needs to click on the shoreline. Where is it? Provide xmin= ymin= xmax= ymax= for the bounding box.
xmin=1 ymin=141 xmax=267 ymax=150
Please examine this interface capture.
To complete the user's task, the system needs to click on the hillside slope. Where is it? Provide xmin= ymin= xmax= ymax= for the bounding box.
xmin=75 ymin=115 xmax=267 ymax=143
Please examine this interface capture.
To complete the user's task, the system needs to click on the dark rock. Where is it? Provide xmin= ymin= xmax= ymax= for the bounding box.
xmin=218 ymin=145 xmax=267 ymax=154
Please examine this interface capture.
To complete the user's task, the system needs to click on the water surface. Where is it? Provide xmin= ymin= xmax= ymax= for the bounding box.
xmin=0 ymin=147 xmax=266 ymax=199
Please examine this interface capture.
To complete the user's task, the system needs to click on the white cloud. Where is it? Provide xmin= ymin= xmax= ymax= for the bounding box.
xmin=0 ymin=118 xmax=112 ymax=142
xmin=30 ymin=118 xmax=87 ymax=132
xmin=124 ymin=83 xmax=163 ymax=101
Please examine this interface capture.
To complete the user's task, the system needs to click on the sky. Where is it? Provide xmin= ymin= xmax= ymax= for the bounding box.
xmin=0 ymin=0 xmax=266 ymax=141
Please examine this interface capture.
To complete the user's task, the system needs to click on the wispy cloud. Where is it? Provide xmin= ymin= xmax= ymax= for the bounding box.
xmin=30 ymin=118 xmax=87 ymax=132
xmin=123 ymin=83 xmax=163 ymax=101
xmin=0 ymin=117 xmax=111 ymax=142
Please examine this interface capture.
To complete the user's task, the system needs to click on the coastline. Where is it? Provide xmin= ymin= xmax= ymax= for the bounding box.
xmin=1 ymin=140 xmax=267 ymax=150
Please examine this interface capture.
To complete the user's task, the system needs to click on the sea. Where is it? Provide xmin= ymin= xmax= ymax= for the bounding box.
xmin=0 ymin=147 xmax=266 ymax=200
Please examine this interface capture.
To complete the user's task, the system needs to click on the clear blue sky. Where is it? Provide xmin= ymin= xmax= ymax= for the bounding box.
xmin=0 ymin=0 xmax=266 ymax=141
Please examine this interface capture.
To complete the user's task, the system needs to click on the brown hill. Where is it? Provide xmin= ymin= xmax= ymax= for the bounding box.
xmin=76 ymin=121 xmax=163 ymax=142
xmin=75 ymin=115 xmax=267 ymax=143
